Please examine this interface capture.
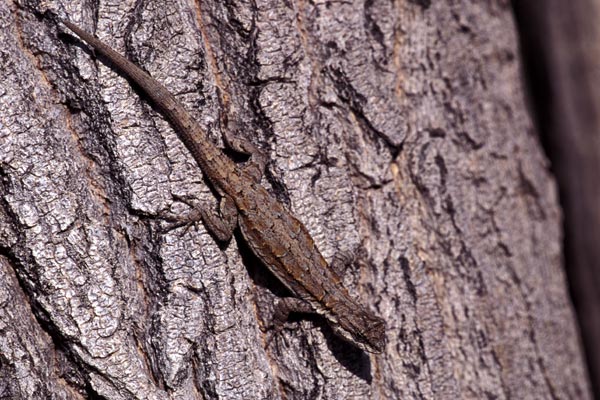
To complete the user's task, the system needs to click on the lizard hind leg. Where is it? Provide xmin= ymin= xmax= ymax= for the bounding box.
xmin=221 ymin=118 xmax=267 ymax=183
xmin=197 ymin=195 xmax=238 ymax=242
xmin=161 ymin=194 xmax=238 ymax=242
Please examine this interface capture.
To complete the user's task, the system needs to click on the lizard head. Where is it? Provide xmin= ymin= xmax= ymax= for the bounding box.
xmin=333 ymin=307 xmax=386 ymax=354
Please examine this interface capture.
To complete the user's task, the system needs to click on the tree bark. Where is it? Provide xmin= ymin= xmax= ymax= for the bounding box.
xmin=0 ymin=0 xmax=590 ymax=398
xmin=513 ymin=1 xmax=600 ymax=397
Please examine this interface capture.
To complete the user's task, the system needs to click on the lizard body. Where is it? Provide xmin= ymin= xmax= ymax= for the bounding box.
xmin=60 ymin=19 xmax=385 ymax=353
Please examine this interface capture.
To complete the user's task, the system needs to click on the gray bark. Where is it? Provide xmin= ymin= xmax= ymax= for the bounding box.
xmin=0 ymin=0 xmax=590 ymax=399
xmin=513 ymin=1 xmax=600 ymax=396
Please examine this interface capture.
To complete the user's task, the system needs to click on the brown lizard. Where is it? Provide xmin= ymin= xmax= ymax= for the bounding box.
xmin=58 ymin=18 xmax=386 ymax=353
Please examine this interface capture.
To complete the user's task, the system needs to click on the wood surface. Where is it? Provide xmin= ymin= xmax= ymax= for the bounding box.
xmin=0 ymin=1 xmax=591 ymax=398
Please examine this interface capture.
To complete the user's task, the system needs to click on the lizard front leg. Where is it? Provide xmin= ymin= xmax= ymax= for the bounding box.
xmin=261 ymin=296 xmax=315 ymax=349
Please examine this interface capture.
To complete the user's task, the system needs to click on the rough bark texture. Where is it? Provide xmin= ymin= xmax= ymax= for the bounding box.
xmin=0 ymin=0 xmax=591 ymax=399
xmin=513 ymin=1 xmax=600 ymax=397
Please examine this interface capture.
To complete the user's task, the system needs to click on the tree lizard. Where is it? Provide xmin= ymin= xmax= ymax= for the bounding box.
xmin=58 ymin=18 xmax=386 ymax=353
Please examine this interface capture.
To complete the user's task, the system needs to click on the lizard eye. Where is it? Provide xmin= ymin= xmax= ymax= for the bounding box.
xmin=357 ymin=316 xmax=386 ymax=353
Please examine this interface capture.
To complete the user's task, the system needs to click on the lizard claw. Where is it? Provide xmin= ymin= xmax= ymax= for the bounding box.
xmin=262 ymin=320 xmax=293 ymax=351
xmin=158 ymin=218 xmax=197 ymax=235
xmin=172 ymin=194 xmax=199 ymax=208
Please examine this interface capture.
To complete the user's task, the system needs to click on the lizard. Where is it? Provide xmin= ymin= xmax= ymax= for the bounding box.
xmin=57 ymin=17 xmax=386 ymax=354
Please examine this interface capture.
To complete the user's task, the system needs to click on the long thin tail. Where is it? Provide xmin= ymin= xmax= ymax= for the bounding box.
xmin=60 ymin=19 xmax=206 ymax=141
xmin=59 ymin=19 xmax=224 ymax=177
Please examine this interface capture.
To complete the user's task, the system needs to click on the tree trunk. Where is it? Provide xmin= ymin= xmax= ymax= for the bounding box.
xmin=0 ymin=1 xmax=590 ymax=399
xmin=513 ymin=1 xmax=600 ymax=397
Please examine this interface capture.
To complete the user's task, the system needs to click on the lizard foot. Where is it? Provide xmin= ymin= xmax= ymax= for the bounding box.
xmin=260 ymin=297 xmax=314 ymax=351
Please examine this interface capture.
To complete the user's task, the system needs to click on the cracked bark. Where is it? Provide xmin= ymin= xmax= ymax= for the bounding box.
xmin=0 ymin=0 xmax=591 ymax=399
